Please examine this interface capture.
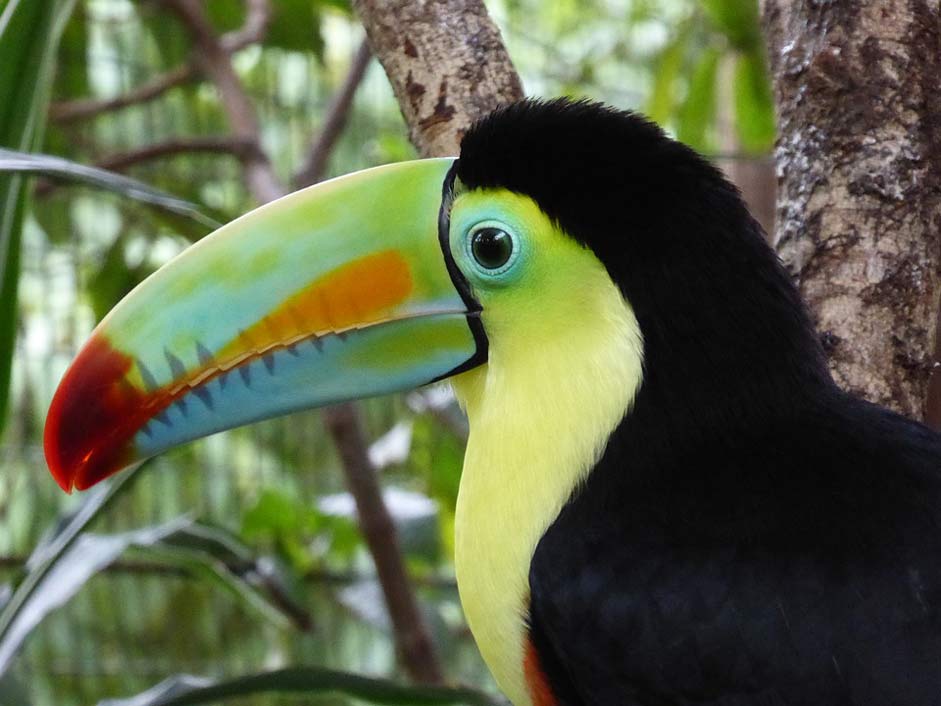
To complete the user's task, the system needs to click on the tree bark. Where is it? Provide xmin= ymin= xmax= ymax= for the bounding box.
xmin=761 ymin=0 xmax=941 ymax=421
xmin=353 ymin=0 xmax=523 ymax=156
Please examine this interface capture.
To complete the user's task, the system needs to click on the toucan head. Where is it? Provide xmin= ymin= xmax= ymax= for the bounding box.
xmin=44 ymin=98 xmax=826 ymax=492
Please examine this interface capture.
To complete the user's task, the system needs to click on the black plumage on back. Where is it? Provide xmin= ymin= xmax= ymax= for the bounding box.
xmin=458 ymin=99 xmax=941 ymax=705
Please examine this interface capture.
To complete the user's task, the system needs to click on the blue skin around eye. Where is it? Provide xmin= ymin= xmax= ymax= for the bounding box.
xmin=452 ymin=212 xmax=528 ymax=285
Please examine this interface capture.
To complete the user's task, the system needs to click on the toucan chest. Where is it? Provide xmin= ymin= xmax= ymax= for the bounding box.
xmin=455 ymin=428 xmax=571 ymax=706
xmin=455 ymin=479 xmax=534 ymax=704
xmin=451 ymin=341 xmax=642 ymax=704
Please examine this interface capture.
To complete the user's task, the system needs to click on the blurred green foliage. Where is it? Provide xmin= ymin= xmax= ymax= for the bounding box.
xmin=0 ymin=0 xmax=76 ymax=435
xmin=0 ymin=1 xmax=775 ymax=704
xmin=646 ymin=0 xmax=773 ymax=154
xmin=241 ymin=487 xmax=362 ymax=571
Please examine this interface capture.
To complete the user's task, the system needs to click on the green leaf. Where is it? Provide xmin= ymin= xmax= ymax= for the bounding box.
xmin=143 ymin=0 xmax=190 ymax=68
xmin=0 ymin=149 xmax=221 ymax=230
xmin=26 ymin=181 xmax=71 ymax=245
xmin=0 ymin=466 xmax=143 ymax=675
xmin=676 ymin=47 xmax=720 ymax=152
xmin=0 ymin=516 xmax=191 ymax=675
xmin=242 ymin=487 xmax=361 ymax=569
xmin=97 ymin=667 xmax=503 ymax=706
xmin=410 ymin=414 xmax=464 ymax=509
xmin=318 ymin=0 xmax=352 ymax=14
xmin=0 ymin=190 xmax=23 ymax=437
xmin=205 ymin=0 xmax=325 ymax=57
xmin=204 ymin=0 xmax=243 ymax=35
xmin=0 ymin=0 xmax=76 ymax=435
xmin=268 ymin=0 xmax=324 ymax=57
xmin=53 ymin=2 xmax=89 ymax=100
xmin=700 ymin=0 xmax=762 ymax=52
xmin=645 ymin=22 xmax=691 ymax=126
xmin=144 ymin=545 xmax=296 ymax=631
xmin=733 ymin=51 xmax=776 ymax=154
xmin=242 ymin=488 xmax=321 ymax=542
xmin=142 ymin=522 xmax=314 ymax=631
xmin=0 ymin=669 xmax=30 ymax=706
xmin=88 ymin=232 xmax=153 ymax=321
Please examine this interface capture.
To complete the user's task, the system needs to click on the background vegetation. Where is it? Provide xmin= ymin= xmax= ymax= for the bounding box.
xmin=0 ymin=1 xmax=774 ymax=704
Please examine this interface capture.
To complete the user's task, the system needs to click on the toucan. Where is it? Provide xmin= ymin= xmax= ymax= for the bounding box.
xmin=43 ymin=99 xmax=941 ymax=705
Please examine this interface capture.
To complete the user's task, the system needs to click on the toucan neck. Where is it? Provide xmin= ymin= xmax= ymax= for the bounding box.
xmin=449 ymin=275 xmax=643 ymax=706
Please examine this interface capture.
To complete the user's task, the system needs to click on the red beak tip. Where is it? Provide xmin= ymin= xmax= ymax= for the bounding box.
xmin=44 ymin=409 xmax=74 ymax=494
xmin=42 ymin=333 xmax=142 ymax=495
xmin=55 ymin=473 xmax=76 ymax=495
xmin=46 ymin=453 xmax=76 ymax=494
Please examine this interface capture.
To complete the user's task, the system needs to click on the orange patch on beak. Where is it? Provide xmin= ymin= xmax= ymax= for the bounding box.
xmin=217 ymin=249 xmax=413 ymax=361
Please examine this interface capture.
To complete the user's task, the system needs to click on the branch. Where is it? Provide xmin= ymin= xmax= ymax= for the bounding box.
xmin=49 ymin=0 xmax=271 ymax=124
xmin=96 ymin=136 xmax=259 ymax=172
xmin=50 ymin=65 xmax=194 ymax=124
xmin=324 ymin=404 xmax=444 ymax=683
xmin=31 ymin=136 xmax=259 ymax=201
xmin=220 ymin=0 xmax=271 ymax=52
xmin=163 ymin=0 xmax=444 ymax=683
xmin=294 ymin=39 xmax=373 ymax=189
xmin=164 ymin=0 xmax=283 ymax=204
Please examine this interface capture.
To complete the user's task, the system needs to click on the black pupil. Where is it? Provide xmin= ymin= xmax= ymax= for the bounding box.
xmin=471 ymin=227 xmax=513 ymax=270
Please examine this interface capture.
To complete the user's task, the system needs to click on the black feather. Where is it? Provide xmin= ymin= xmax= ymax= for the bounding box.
xmin=458 ymin=98 xmax=941 ymax=705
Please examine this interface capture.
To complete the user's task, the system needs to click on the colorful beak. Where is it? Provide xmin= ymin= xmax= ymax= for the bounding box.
xmin=44 ymin=159 xmax=484 ymax=492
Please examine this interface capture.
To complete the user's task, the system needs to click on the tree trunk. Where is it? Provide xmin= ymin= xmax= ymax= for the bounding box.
xmin=353 ymin=0 xmax=524 ymax=156
xmin=761 ymin=0 xmax=941 ymax=422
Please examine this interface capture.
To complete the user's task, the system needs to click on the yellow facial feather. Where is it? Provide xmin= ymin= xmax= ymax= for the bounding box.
xmin=447 ymin=190 xmax=644 ymax=706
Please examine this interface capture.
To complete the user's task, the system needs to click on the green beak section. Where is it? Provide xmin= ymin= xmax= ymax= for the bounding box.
xmin=45 ymin=158 xmax=483 ymax=492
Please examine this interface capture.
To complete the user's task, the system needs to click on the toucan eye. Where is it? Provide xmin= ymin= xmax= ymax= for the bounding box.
xmin=471 ymin=227 xmax=514 ymax=270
